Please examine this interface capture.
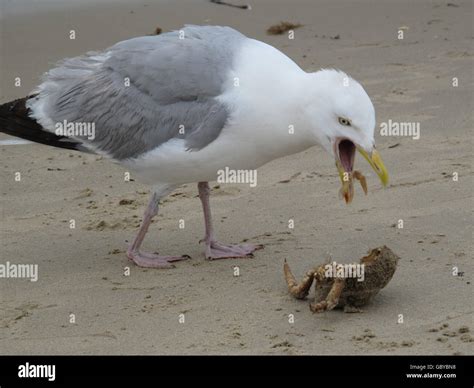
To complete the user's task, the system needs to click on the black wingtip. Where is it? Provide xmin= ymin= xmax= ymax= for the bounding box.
xmin=0 ymin=96 xmax=91 ymax=153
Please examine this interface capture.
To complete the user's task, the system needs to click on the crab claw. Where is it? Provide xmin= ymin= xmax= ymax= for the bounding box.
xmin=336 ymin=161 xmax=369 ymax=204
xmin=284 ymin=260 xmax=318 ymax=300
xmin=353 ymin=170 xmax=368 ymax=195
xmin=339 ymin=179 xmax=354 ymax=204
xmin=336 ymin=160 xmax=355 ymax=204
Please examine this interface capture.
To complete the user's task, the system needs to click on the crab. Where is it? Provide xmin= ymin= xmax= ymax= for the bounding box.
xmin=336 ymin=161 xmax=368 ymax=204
xmin=283 ymin=246 xmax=399 ymax=313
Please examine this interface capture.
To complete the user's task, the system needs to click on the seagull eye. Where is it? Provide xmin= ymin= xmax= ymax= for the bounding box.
xmin=338 ymin=117 xmax=351 ymax=126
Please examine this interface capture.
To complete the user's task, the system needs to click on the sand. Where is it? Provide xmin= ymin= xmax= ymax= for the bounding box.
xmin=0 ymin=0 xmax=472 ymax=355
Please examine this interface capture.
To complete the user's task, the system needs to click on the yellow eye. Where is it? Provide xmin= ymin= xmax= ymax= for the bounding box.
xmin=338 ymin=117 xmax=351 ymax=126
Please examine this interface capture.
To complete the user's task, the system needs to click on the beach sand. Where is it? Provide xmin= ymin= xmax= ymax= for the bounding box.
xmin=0 ymin=0 xmax=472 ymax=354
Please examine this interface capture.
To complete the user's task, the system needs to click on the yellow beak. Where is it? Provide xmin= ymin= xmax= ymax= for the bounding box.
xmin=356 ymin=147 xmax=389 ymax=186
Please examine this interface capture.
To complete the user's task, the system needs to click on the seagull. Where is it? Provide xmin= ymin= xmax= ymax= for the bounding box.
xmin=0 ymin=26 xmax=388 ymax=268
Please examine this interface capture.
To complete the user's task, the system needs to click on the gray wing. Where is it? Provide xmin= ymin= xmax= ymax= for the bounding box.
xmin=27 ymin=26 xmax=246 ymax=159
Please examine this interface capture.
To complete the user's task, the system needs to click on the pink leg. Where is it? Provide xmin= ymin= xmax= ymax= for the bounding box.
xmin=197 ymin=182 xmax=263 ymax=260
xmin=127 ymin=192 xmax=190 ymax=268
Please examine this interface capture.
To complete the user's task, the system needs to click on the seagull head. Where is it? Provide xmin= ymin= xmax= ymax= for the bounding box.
xmin=306 ymin=69 xmax=389 ymax=190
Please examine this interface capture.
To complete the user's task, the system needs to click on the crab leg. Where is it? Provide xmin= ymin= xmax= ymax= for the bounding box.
xmin=340 ymin=180 xmax=354 ymax=203
xmin=353 ymin=170 xmax=368 ymax=195
xmin=336 ymin=160 xmax=354 ymax=204
xmin=283 ymin=260 xmax=319 ymax=299
xmin=336 ymin=161 xmax=369 ymax=203
xmin=310 ymin=278 xmax=346 ymax=313
xmin=336 ymin=161 xmax=353 ymax=203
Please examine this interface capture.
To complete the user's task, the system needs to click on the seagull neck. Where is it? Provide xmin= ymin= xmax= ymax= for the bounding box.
xmin=246 ymin=71 xmax=322 ymax=160
xmin=281 ymin=71 xmax=327 ymax=147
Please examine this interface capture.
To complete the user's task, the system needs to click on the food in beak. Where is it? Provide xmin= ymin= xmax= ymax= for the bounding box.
xmin=336 ymin=162 xmax=368 ymax=204
xmin=336 ymin=139 xmax=367 ymax=203
xmin=335 ymin=139 xmax=389 ymax=204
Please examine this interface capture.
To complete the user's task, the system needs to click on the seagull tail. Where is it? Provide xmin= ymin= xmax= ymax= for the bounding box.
xmin=0 ymin=96 xmax=92 ymax=153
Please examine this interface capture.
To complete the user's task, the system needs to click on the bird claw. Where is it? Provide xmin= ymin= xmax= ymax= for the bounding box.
xmin=205 ymin=241 xmax=263 ymax=260
xmin=127 ymin=250 xmax=191 ymax=268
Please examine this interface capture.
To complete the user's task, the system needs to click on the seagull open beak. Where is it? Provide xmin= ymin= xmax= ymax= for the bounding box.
xmin=334 ymin=139 xmax=389 ymax=204
xmin=356 ymin=146 xmax=389 ymax=186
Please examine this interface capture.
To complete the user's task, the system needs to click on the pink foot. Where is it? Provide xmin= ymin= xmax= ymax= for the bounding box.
xmin=127 ymin=250 xmax=190 ymax=268
xmin=204 ymin=241 xmax=263 ymax=260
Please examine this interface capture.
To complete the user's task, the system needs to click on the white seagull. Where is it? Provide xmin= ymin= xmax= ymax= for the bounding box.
xmin=0 ymin=26 xmax=388 ymax=268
